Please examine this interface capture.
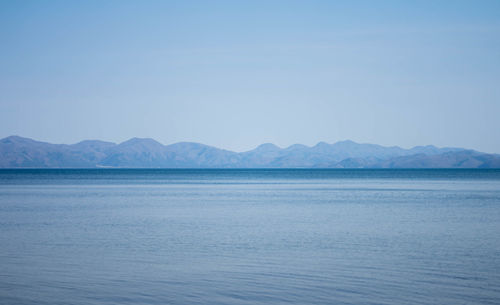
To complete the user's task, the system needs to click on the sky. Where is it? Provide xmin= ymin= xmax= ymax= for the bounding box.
xmin=1 ymin=0 xmax=500 ymax=153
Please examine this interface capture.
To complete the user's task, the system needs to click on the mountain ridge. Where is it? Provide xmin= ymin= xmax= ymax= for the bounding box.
xmin=1 ymin=135 xmax=498 ymax=168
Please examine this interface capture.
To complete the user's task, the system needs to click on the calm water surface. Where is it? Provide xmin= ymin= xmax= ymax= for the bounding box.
xmin=1 ymin=169 xmax=500 ymax=304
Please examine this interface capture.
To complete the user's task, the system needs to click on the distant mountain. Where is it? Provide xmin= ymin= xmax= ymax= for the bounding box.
xmin=100 ymin=138 xmax=171 ymax=167
xmin=1 ymin=135 xmax=499 ymax=168
xmin=0 ymin=136 xmax=111 ymax=168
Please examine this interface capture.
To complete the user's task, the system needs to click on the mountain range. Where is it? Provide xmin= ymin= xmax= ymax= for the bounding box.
xmin=1 ymin=136 xmax=499 ymax=168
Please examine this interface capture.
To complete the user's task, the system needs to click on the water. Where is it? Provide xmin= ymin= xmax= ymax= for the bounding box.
xmin=1 ymin=169 xmax=500 ymax=304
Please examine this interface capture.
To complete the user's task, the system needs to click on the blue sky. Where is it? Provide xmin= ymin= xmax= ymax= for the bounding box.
xmin=1 ymin=0 xmax=500 ymax=152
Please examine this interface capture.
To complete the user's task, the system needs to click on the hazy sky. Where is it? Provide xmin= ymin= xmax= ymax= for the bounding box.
xmin=1 ymin=1 xmax=499 ymax=152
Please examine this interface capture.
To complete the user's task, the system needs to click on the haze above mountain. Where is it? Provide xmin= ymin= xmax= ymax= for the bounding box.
xmin=1 ymin=136 xmax=499 ymax=168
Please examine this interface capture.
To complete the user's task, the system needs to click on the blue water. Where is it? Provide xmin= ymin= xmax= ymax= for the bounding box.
xmin=1 ymin=169 xmax=500 ymax=304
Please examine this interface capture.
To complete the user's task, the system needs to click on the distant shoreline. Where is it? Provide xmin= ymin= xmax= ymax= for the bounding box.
xmin=2 ymin=136 xmax=499 ymax=169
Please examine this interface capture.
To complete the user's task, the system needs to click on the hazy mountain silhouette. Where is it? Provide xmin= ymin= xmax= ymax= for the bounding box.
xmin=1 ymin=135 xmax=499 ymax=168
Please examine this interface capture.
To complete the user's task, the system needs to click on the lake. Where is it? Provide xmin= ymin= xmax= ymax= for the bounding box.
xmin=1 ymin=169 xmax=500 ymax=304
